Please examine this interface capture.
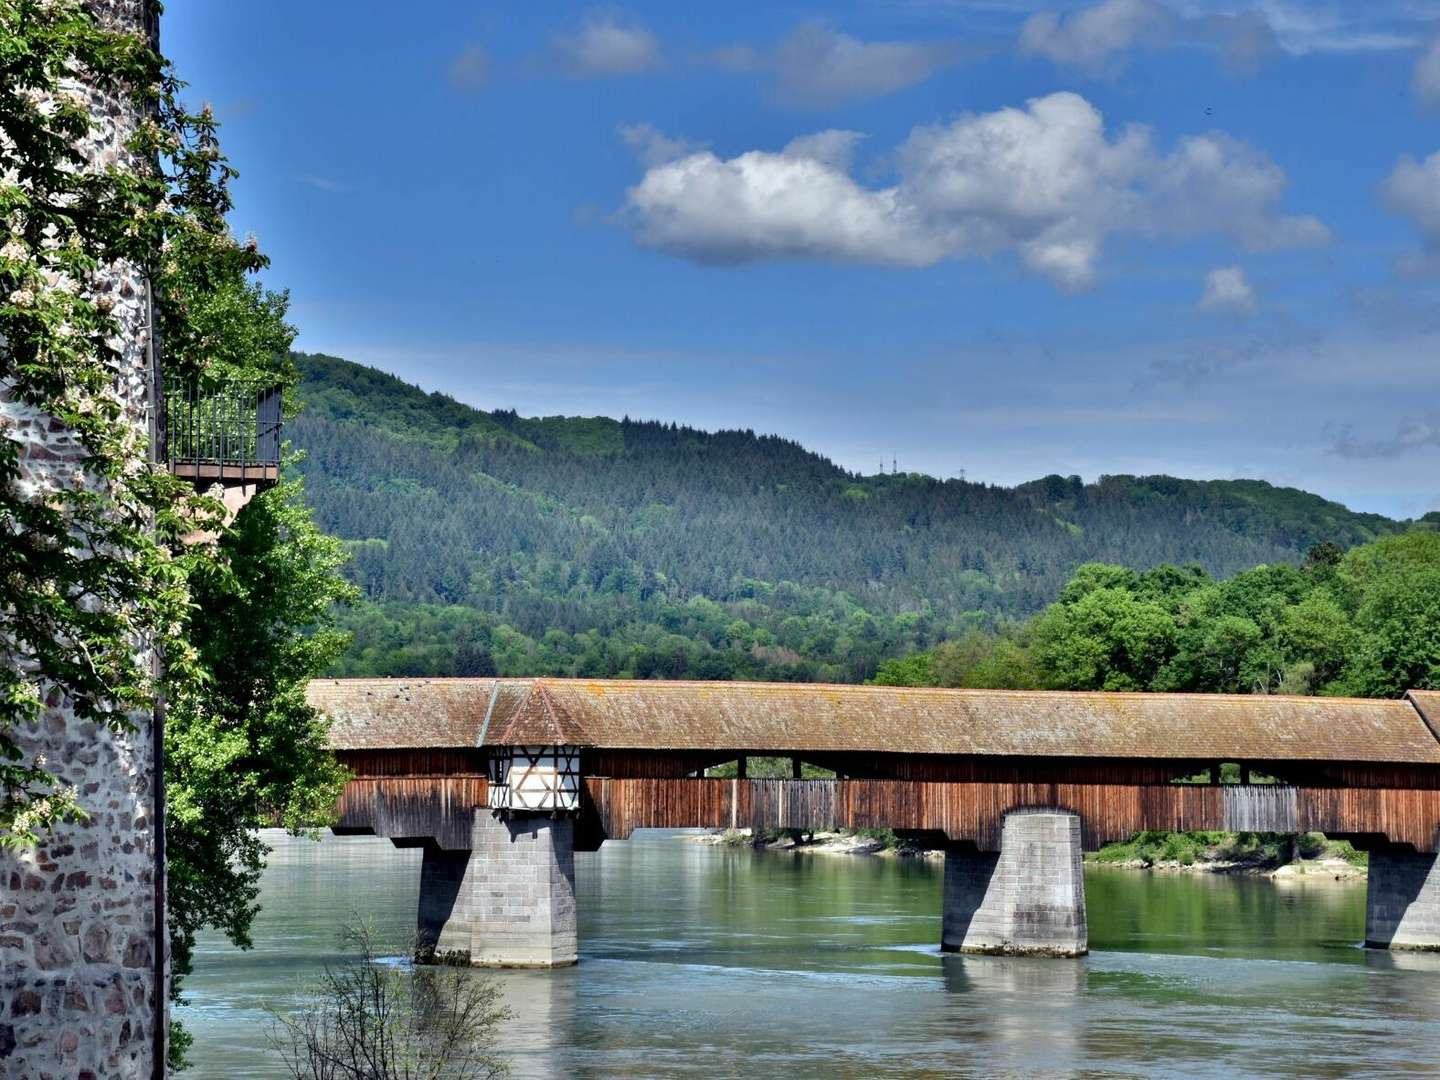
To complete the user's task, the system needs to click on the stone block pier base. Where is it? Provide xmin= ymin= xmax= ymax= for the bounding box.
xmin=417 ymin=812 xmax=578 ymax=967
xmin=1366 ymin=847 xmax=1440 ymax=951
xmin=942 ymin=809 xmax=1087 ymax=957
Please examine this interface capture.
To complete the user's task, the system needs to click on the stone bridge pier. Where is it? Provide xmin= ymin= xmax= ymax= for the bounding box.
xmin=1365 ymin=846 xmax=1440 ymax=952
xmin=417 ymin=812 xmax=578 ymax=968
xmin=942 ymin=809 xmax=1088 ymax=957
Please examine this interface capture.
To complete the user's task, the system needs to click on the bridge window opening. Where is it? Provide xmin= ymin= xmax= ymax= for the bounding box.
xmin=1171 ymin=762 xmax=1270 ymax=785
xmin=704 ymin=756 xmax=833 ymax=779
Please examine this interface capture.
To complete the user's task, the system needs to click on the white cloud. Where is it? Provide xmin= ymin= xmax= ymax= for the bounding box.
xmin=1020 ymin=0 xmax=1175 ymax=71
xmin=1253 ymin=1 xmax=1420 ymax=54
xmin=447 ymin=44 xmax=489 ymax=91
xmin=1199 ymin=266 xmax=1257 ymax=315
xmin=619 ymin=123 xmax=706 ymax=168
xmin=781 ymin=130 xmax=866 ymax=172
xmin=1416 ymin=35 xmax=1440 ymax=106
xmin=552 ymin=10 xmax=660 ymax=77
xmin=621 ymin=92 xmax=1327 ymax=291
xmin=1382 ymin=150 xmax=1440 ymax=274
xmin=1018 ymin=0 xmax=1279 ymax=73
xmin=711 ymin=21 xmax=970 ymax=107
xmin=1017 ymin=0 xmax=1431 ymax=72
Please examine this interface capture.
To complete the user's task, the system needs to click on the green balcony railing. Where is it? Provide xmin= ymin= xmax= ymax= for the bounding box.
xmin=164 ymin=379 xmax=282 ymax=478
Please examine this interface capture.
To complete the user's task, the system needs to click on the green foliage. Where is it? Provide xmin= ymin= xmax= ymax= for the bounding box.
xmin=148 ymin=124 xmax=354 ymax=1068
xmin=706 ymin=757 xmax=835 ymax=780
xmin=1 ymin=0 xmax=175 ymax=842
xmin=0 ymin=1 xmax=283 ymax=843
xmin=1331 ymin=533 xmax=1440 ymax=696
xmin=885 ymin=538 xmax=1440 ymax=698
xmin=1091 ymin=830 xmax=1306 ymax=868
xmin=167 ymin=472 xmax=355 ymax=1006
xmin=291 ymin=353 xmax=1403 ymax=683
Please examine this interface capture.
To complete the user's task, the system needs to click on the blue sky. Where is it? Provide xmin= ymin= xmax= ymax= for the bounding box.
xmin=167 ymin=1 xmax=1440 ymax=517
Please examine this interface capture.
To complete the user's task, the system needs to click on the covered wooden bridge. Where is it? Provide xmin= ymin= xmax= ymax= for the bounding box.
xmin=308 ymin=678 xmax=1440 ymax=966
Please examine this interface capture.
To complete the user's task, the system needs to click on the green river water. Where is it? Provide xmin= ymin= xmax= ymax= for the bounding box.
xmin=178 ymin=830 xmax=1440 ymax=1078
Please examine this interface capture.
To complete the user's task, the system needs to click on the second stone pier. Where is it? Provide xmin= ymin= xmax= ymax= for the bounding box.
xmin=417 ymin=811 xmax=578 ymax=967
xmin=1366 ymin=846 xmax=1440 ymax=951
xmin=942 ymin=809 xmax=1087 ymax=957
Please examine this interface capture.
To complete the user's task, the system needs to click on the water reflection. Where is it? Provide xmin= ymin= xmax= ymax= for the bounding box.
xmin=941 ymin=954 xmax=1086 ymax=1078
xmin=177 ymin=831 xmax=1440 ymax=1079
xmin=492 ymin=969 xmax=578 ymax=1078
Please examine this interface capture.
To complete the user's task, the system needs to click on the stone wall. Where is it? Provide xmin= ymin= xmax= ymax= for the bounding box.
xmin=1 ymin=2 xmax=163 ymax=1076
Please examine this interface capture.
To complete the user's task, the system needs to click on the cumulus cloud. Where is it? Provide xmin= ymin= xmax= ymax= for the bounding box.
xmin=780 ymin=130 xmax=866 ymax=172
xmin=620 ymin=92 xmax=1328 ymax=291
xmin=1382 ymin=151 xmax=1440 ymax=274
xmin=552 ymin=10 xmax=660 ymax=77
xmin=448 ymin=44 xmax=490 ymax=91
xmin=1330 ymin=418 xmax=1440 ymax=459
xmin=710 ymin=21 xmax=970 ymax=107
xmin=618 ymin=123 xmax=706 ymax=169
xmin=1199 ymin=267 xmax=1258 ymax=314
xmin=1417 ymin=35 xmax=1440 ymax=106
xmin=1019 ymin=0 xmax=1278 ymax=73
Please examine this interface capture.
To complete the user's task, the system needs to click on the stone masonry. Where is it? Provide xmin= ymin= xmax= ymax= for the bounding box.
xmin=1 ymin=2 xmax=164 ymax=1076
xmin=942 ymin=809 xmax=1087 ymax=957
xmin=1365 ymin=847 xmax=1440 ymax=951
xmin=417 ymin=812 xmax=578 ymax=968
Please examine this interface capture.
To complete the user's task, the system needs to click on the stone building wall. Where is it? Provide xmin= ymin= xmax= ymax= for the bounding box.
xmin=1 ymin=1 xmax=164 ymax=1076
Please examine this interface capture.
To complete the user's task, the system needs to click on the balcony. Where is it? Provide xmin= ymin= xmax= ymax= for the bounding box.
xmin=164 ymin=379 xmax=282 ymax=490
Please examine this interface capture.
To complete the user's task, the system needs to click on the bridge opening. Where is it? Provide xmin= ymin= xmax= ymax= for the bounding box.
xmin=704 ymin=756 xmax=837 ymax=780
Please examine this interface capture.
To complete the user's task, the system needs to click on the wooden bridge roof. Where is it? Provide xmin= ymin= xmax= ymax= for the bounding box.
xmin=307 ymin=677 xmax=1440 ymax=765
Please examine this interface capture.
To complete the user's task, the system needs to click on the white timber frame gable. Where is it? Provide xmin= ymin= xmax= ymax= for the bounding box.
xmin=488 ymin=744 xmax=581 ymax=812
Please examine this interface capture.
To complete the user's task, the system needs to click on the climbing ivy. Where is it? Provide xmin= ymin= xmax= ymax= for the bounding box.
xmin=0 ymin=0 xmax=193 ymax=845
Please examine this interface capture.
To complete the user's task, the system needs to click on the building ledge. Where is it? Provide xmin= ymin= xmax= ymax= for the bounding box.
xmin=168 ymin=460 xmax=280 ymax=488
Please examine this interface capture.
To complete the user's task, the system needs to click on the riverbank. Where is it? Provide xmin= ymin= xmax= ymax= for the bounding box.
xmin=692 ymin=828 xmax=942 ymax=858
xmin=693 ymin=828 xmax=1368 ymax=878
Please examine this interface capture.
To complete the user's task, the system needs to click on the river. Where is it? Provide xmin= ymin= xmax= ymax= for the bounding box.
xmin=177 ymin=830 xmax=1440 ymax=1078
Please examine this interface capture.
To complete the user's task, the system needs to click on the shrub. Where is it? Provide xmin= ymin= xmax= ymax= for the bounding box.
xmin=267 ymin=920 xmax=509 ymax=1080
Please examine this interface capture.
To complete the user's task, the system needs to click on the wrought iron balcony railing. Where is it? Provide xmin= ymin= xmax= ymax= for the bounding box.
xmin=164 ymin=379 xmax=282 ymax=488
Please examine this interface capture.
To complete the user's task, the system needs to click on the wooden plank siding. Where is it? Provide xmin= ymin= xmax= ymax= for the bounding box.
xmin=581 ymin=778 xmax=1440 ymax=852
xmin=333 ymin=777 xmax=488 ymax=850
xmin=329 ymin=749 xmax=1440 ymax=853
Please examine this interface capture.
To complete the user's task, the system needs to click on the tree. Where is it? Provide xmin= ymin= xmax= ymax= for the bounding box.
xmin=165 ymin=471 xmax=355 ymax=1065
xmin=1334 ymin=533 xmax=1440 ymax=696
xmin=1029 ymin=577 xmax=1176 ymax=691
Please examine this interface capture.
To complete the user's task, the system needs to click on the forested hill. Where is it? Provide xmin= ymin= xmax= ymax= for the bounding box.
xmin=291 ymin=352 xmax=1402 ymax=683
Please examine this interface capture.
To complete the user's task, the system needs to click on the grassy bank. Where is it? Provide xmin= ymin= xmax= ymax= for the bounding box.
xmin=707 ymin=826 xmax=1370 ymax=875
xmin=1088 ymin=831 xmax=1368 ymax=873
